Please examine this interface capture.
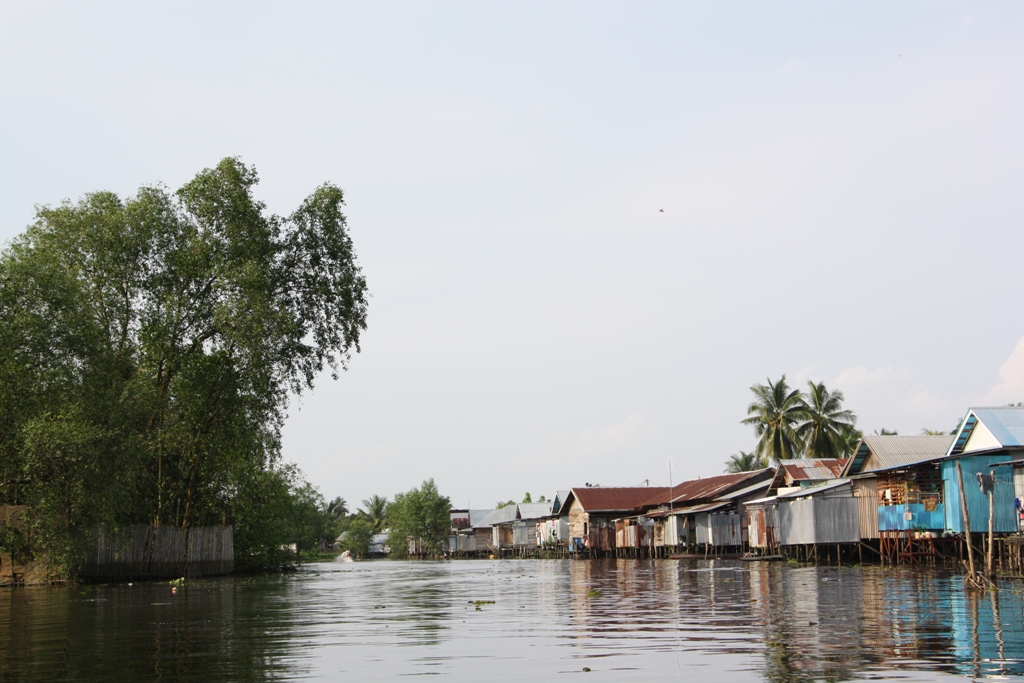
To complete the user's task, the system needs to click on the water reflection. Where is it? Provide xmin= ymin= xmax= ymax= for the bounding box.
xmin=2 ymin=560 xmax=1024 ymax=681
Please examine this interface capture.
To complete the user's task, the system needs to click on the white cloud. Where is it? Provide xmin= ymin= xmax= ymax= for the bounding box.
xmin=983 ymin=335 xmax=1024 ymax=405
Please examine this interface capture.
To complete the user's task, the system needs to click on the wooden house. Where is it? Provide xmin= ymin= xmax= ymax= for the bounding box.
xmin=469 ymin=506 xmax=517 ymax=553
xmin=561 ymin=486 xmax=670 ymax=552
xmin=514 ymin=502 xmax=554 ymax=548
xmin=841 ymin=435 xmax=951 ymax=536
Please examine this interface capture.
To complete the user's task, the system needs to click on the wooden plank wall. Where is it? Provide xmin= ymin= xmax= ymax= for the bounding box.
xmin=77 ymin=525 xmax=234 ymax=580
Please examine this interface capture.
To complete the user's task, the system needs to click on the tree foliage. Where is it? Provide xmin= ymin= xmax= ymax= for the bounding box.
xmin=724 ymin=451 xmax=763 ymax=473
xmin=740 ymin=376 xmax=860 ymax=463
xmin=340 ymin=517 xmax=374 ymax=558
xmin=386 ymin=479 xmax=450 ymax=558
xmin=797 ymin=381 xmax=857 ymax=459
xmin=0 ymin=158 xmax=368 ymax=573
xmin=741 ymin=375 xmax=808 ymax=464
xmin=358 ymin=494 xmax=388 ymax=532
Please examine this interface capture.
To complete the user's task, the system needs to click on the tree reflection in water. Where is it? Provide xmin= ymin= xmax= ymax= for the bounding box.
xmin=3 ymin=560 xmax=1024 ymax=681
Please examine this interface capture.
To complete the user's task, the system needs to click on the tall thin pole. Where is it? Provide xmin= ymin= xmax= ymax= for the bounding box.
xmin=957 ymin=462 xmax=976 ymax=577
xmin=988 ymin=469 xmax=996 ymax=580
xmin=668 ymin=457 xmax=674 ymax=512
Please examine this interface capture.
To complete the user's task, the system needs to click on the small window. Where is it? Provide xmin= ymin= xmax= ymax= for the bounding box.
xmin=583 ymin=522 xmax=588 ymax=535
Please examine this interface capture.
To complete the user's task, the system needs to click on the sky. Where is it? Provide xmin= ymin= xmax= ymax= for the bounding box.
xmin=2 ymin=2 xmax=1024 ymax=511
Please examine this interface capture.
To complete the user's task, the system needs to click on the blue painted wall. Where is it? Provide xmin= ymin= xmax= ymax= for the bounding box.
xmin=878 ymin=504 xmax=945 ymax=531
xmin=941 ymin=454 xmax=1015 ymax=533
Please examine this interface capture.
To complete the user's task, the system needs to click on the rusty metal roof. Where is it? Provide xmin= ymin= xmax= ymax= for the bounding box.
xmin=647 ymin=469 xmax=774 ymax=507
xmin=779 ymin=459 xmax=847 ymax=482
xmin=568 ymin=486 xmax=671 ymax=513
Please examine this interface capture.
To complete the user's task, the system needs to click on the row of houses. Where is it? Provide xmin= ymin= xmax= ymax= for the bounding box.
xmin=449 ymin=406 xmax=1024 ymax=564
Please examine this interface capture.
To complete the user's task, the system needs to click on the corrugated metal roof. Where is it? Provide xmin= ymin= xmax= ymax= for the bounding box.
xmin=717 ymin=479 xmax=772 ymax=501
xmin=468 ymin=509 xmax=496 ymax=526
xmin=647 ymin=469 xmax=773 ymax=507
xmin=570 ymin=486 xmax=671 ymax=513
xmin=844 ymin=435 xmax=951 ymax=475
xmin=775 ymin=479 xmax=851 ymax=499
xmin=517 ymin=502 xmax=554 ymax=520
xmin=665 ymin=502 xmax=730 ymax=516
xmin=951 ymin=407 xmax=1024 ymax=454
xmin=779 ymin=459 xmax=847 ymax=482
xmin=473 ymin=505 xmax=518 ymax=528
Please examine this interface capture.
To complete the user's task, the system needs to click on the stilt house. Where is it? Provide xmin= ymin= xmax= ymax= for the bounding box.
xmin=942 ymin=407 xmax=1024 ymax=533
xmin=840 ymin=435 xmax=951 ymax=536
xmin=562 ymin=486 xmax=670 ymax=552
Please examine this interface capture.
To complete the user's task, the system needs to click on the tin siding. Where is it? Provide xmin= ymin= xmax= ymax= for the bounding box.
xmin=710 ymin=512 xmax=742 ymax=546
xmin=695 ymin=514 xmax=711 ymax=545
xmin=942 ymin=455 xmax=1015 ymax=533
xmin=853 ymin=478 xmax=879 ymax=540
xmin=779 ymin=498 xmax=859 ymax=545
xmin=877 ymin=503 xmax=945 ymax=531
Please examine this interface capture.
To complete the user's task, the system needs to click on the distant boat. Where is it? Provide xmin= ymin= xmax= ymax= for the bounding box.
xmin=337 ymin=550 xmax=354 ymax=563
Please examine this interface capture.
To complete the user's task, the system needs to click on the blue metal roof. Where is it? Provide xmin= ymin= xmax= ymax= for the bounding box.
xmin=950 ymin=407 xmax=1024 ymax=455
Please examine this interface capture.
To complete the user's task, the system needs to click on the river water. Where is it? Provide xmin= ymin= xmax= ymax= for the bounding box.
xmin=2 ymin=559 xmax=1023 ymax=682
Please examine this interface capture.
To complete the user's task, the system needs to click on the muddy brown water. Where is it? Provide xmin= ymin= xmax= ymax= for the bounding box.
xmin=2 ymin=559 xmax=1023 ymax=681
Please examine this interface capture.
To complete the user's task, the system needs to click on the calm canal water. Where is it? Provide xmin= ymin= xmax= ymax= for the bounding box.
xmin=2 ymin=559 xmax=1024 ymax=682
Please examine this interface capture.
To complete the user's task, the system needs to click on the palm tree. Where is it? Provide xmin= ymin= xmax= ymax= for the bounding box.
xmin=724 ymin=451 xmax=763 ymax=473
xmin=797 ymin=381 xmax=857 ymax=459
xmin=874 ymin=428 xmax=898 ymax=435
xmin=921 ymin=428 xmax=946 ymax=436
xmin=741 ymin=375 xmax=808 ymax=464
xmin=359 ymin=495 xmax=389 ymax=532
xmin=838 ymin=423 xmax=863 ymax=457
xmin=327 ymin=497 xmax=348 ymax=518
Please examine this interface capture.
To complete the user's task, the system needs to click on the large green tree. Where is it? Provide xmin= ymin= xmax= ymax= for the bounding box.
xmin=386 ymin=479 xmax=451 ymax=558
xmin=741 ymin=375 xmax=808 ymax=464
xmin=0 ymin=158 xmax=368 ymax=572
xmin=797 ymin=381 xmax=858 ymax=459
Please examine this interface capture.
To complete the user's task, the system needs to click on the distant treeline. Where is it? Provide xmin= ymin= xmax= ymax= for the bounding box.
xmin=0 ymin=159 xmax=369 ymax=578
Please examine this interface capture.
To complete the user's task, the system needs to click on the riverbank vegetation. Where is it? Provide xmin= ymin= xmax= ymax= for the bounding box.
xmin=0 ymin=158 xmax=369 ymax=578
xmin=386 ymin=479 xmax=451 ymax=559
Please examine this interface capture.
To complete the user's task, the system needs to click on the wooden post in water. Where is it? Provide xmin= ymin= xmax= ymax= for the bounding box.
xmin=988 ymin=469 xmax=996 ymax=580
xmin=957 ymin=462 xmax=977 ymax=576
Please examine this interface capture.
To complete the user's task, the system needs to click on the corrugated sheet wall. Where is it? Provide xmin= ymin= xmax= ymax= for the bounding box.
xmin=877 ymin=503 xmax=945 ymax=531
xmin=852 ymin=478 xmax=879 ymax=540
xmin=747 ymin=505 xmax=779 ymax=549
xmin=942 ymin=455 xmax=1015 ymax=533
xmin=512 ymin=522 xmax=534 ymax=548
xmin=779 ymin=498 xmax=860 ymax=545
xmin=709 ymin=512 xmax=742 ymax=546
xmin=664 ymin=516 xmax=682 ymax=546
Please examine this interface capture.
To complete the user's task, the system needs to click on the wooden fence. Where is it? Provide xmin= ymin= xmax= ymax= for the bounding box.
xmin=77 ymin=525 xmax=234 ymax=580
